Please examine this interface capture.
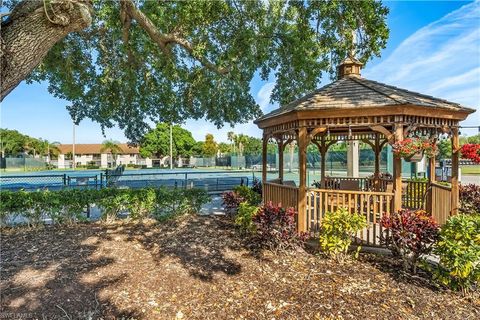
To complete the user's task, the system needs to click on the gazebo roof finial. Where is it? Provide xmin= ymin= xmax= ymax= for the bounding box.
xmin=337 ymin=55 xmax=363 ymax=79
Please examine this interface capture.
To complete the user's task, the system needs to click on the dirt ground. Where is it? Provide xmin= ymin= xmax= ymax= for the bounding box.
xmin=1 ymin=215 xmax=479 ymax=320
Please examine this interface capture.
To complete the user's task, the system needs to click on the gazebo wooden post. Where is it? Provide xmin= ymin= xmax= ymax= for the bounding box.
xmin=374 ymin=134 xmax=381 ymax=190
xmin=297 ymin=127 xmax=308 ymax=233
xmin=428 ymin=156 xmax=436 ymax=183
xmin=278 ymin=138 xmax=284 ymax=182
xmin=426 ymin=139 xmax=436 ymax=213
xmin=320 ymin=136 xmax=326 ymax=188
xmin=451 ymin=128 xmax=460 ymax=215
xmin=393 ymin=123 xmax=403 ymax=212
xmin=262 ymin=134 xmax=268 ymax=185
xmin=426 ymin=155 xmax=436 ymax=212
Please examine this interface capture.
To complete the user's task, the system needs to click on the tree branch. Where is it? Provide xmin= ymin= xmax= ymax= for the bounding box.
xmin=122 ymin=0 xmax=228 ymax=75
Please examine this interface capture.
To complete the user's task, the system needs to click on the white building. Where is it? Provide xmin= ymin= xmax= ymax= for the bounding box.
xmin=57 ymin=144 xmax=152 ymax=169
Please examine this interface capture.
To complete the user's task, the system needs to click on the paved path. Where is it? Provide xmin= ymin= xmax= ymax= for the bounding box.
xmin=200 ymin=194 xmax=226 ymax=216
xmin=461 ymin=175 xmax=479 ymax=185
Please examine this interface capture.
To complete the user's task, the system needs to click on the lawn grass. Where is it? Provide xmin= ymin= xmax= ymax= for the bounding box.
xmin=461 ymin=165 xmax=480 ymax=175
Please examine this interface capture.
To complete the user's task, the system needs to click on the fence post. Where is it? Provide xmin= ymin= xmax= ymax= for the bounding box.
xmin=63 ymin=174 xmax=67 ymax=187
xmin=100 ymin=173 xmax=103 ymax=189
xmin=184 ymin=173 xmax=188 ymax=189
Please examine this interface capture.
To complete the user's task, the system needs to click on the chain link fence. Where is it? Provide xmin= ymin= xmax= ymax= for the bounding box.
xmin=1 ymin=157 xmax=48 ymax=171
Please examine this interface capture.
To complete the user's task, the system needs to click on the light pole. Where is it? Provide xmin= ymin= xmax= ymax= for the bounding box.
xmin=72 ymin=121 xmax=76 ymax=170
xmin=170 ymin=124 xmax=173 ymax=170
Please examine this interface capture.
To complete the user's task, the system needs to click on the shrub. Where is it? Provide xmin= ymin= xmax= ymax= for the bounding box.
xmin=235 ymin=202 xmax=258 ymax=234
xmin=126 ymin=188 xmax=157 ymax=220
xmin=0 ymin=190 xmax=30 ymax=226
xmin=252 ymin=202 xmax=306 ymax=251
xmin=182 ymin=188 xmax=210 ymax=214
xmin=459 ymin=184 xmax=480 ymax=215
xmin=460 ymin=143 xmax=480 ymax=164
xmin=0 ymin=187 xmax=210 ymax=227
xmin=381 ymin=209 xmax=439 ymax=273
xmin=97 ymin=189 xmax=130 ymax=222
xmin=233 ymin=185 xmax=261 ymax=206
xmin=221 ymin=191 xmax=244 ymax=216
xmin=152 ymin=187 xmax=209 ymax=221
xmin=319 ymin=208 xmax=367 ymax=263
xmin=432 ymin=214 xmax=480 ymax=294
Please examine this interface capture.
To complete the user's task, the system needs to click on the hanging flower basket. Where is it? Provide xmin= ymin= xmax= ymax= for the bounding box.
xmin=392 ymin=137 xmax=437 ymax=160
xmin=405 ymin=151 xmax=424 ymax=162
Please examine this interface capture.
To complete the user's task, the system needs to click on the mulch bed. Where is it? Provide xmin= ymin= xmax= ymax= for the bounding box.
xmin=1 ymin=215 xmax=479 ymax=319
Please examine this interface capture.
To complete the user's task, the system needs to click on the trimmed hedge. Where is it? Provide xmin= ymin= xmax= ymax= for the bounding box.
xmin=0 ymin=187 xmax=210 ymax=227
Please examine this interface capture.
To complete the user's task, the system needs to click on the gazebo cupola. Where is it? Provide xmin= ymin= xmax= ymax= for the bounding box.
xmin=254 ymin=59 xmax=475 ymax=239
xmin=337 ymin=57 xmax=363 ymax=79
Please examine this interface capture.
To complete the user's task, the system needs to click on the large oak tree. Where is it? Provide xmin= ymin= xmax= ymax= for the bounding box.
xmin=1 ymin=0 xmax=389 ymax=142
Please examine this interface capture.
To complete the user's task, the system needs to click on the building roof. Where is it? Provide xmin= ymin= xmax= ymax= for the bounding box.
xmin=58 ymin=144 xmax=139 ymax=155
xmin=255 ymin=75 xmax=475 ymax=123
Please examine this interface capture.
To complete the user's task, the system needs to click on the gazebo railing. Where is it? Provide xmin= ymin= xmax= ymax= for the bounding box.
xmin=322 ymin=176 xmax=428 ymax=210
xmin=429 ymin=182 xmax=453 ymax=225
xmin=263 ymin=181 xmax=298 ymax=210
xmin=306 ymin=188 xmax=394 ymax=246
xmin=402 ymin=180 xmax=429 ymax=209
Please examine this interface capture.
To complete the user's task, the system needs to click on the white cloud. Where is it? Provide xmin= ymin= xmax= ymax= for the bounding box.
xmin=257 ymin=82 xmax=276 ymax=111
xmin=364 ymin=1 xmax=480 ymax=134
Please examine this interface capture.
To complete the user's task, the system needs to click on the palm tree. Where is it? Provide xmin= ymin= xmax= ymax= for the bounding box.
xmin=37 ymin=139 xmax=61 ymax=164
xmin=24 ymin=138 xmax=40 ymax=157
xmin=227 ymin=131 xmax=236 ymax=155
xmin=46 ymin=141 xmax=61 ymax=164
xmin=100 ymin=140 xmax=123 ymax=167
xmin=235 ymin=134 xmax=248 ymax=156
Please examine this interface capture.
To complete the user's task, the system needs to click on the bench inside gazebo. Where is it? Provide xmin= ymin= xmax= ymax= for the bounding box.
xmin=254 ymin=58 xmax=475 ymax=246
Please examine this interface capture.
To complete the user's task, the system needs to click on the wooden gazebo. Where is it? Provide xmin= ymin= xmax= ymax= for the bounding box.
xmin=254 ymin=58 xmax=475 ymax=244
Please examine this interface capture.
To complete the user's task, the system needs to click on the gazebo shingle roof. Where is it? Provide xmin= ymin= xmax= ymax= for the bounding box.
xmin=255 ymin=76 xmax=475 ymax=123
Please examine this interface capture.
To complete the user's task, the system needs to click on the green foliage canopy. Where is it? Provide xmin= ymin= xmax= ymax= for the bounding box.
xmin=202 ymin=133 xmax=217 ymax=157
xmin=0 ymin=128 xmax=59 ymax=157
xmin=19 ymin=0 xmax=389 ymax=142
xmin=139 ymin=123 xmax=196 ymax=158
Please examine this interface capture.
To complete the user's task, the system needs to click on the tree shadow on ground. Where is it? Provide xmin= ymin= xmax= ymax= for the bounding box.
xmin=359 ymin=253 xmax=442 ymax=292
xmin=0 ymin=224 xmax=136 ymax=319
xmin=0 ymin=214 xmax=265 ymax=318
xmin=119 ymin=215 xmax=248 ymax=281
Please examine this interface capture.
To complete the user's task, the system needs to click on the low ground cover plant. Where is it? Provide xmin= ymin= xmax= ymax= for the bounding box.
xmin=381 ymin=209 xmax=439 ymax=273
xmin=234 ymin=185 xmax=262 ymax=206
xmin=431 ymin=214 xmax=480 ymax=294
xmin=319 ymin=208 xmax=367 ymax=263
xmin=235 ymin=202 xmax=258 ymax=234
xmin=459 ymin=184 xmax=480 ymax=215
xmin=252 ymin=202 xmax=307 ymax=251
xmin=221 ymin=191 xmax=244 ymax=216
xmin=222 ymin=184 xmax=305 ymax=251
xmin=0 ymin=187 xmax=209 ymax=227
xmin=221 ymin=184 xmax=261 ymax=216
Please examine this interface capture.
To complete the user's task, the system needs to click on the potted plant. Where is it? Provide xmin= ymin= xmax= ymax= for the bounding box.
xmin=392 ymin=138 xmax=437 ymax=162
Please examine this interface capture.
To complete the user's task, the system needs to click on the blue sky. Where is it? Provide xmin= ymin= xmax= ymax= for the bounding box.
xmin=1 ymin=1 xmax=479 ymax=143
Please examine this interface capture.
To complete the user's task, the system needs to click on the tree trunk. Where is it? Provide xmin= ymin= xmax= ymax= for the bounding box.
xmin=1 ymin=0 xmax=92 ymax=100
